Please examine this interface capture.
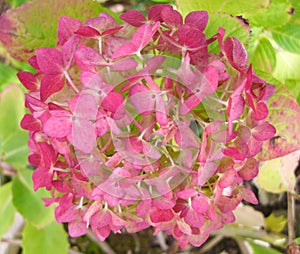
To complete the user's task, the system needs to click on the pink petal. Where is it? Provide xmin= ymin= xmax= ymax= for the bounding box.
xmin=101 ymin=92 xmax=124 ymax=113
xmin=252 ymin=122 xmax=276 ymax=141
xmin=92 ymin=225 xmax=111 ymax=241
xmin=238 ymin=158 xmax=259 ymax=181
xmin=21 ymin=114 xmax=41 ymax=131
xmin=176 ymin=189 xmax=197 ymax=199
xmin=68 ymin=219 xmax=88 ymax=237
xmin=185 ymin=208 xmax=204 ymax=228
xmin=161 ymin=8 xmax=183 ymax=27
xmin=227 ymin=95 xmax=245 ymax=134
xmin=239 ymin=187 xmax=258 ymax=205
xmin=43 ymin=110 xmax=72 ymax=138
xmin=150 ymin=207 xmax=174 ymax=223
xmin=252 ymin=101 xmax=268 ymax=120
xmin=224 ymin=37 xmax=248 ymax=70
xmin=148 ymin=4 xmax=173 ymax=22
xmin=191 ymin=195 xmax=209 ymax=214
xmin=75 ymin=45 xmax=106 ymax=70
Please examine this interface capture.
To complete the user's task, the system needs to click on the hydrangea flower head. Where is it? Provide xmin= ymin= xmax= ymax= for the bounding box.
xmin=19 ymin=5 xmax=276 ymax=248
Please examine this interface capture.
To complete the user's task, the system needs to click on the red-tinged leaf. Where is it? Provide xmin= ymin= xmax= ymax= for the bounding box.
xmin=36 ymin=48 xmax=63 ymax=74
xmin=40 ymin=74 xmax=64 ymax=101
xmin=150 ymin=207 xmax=174 ymax=223
xmin=224 ymin=37 xmax=248 ymax=70
xmin=252 ymin=122 xmax=276 ymax=141
xmin=68 ymin=220 xmax=88 ymax=237
xmin=43 ymin=110 xmax=72 ymax=138
xmin=185 ymin=11 xmax=208 ymax=32
xmin=191 ymin=195 xmax=209 ymax=214
xmin=258 ymin=86 xmax=300 ymax=161
xmin=120 ymin=10 xmax=146 ymax=27
xmin=20 ymin=114 xmax=41 ymax=131
xmin=17 ymin=71 xmax=38 ymax=91
xmin=185 ymin=208 xmax=204 ymax=228
xmin=238 ymin=158 xmax=259 ymax=181
xmin=252 ymin=101 xmax=268 ymax=120
xmin=58 ymin=16 xmax=82 ymax=46
xmin=0 ymin=0 xmax=106 ymax=61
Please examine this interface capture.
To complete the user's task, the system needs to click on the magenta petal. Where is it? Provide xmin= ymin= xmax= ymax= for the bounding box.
xmin=32 ymin=167 xmax=53 ymax=191
xmin=252 ymin=101 xmax=268 ymax=120
xmin=239 ymin=187 xmax=258 ymax=205
xmin=111 ymin=43 xmax=137 ymax=59
xmin=185 ymin=11 xmax=208 ymax=31
xmin=180 ymin=95 xmax=202 ymax=115
xmin=75 ymin=45 xmax=106 ymax=69
xmin=227 ymin=95 xmax=245 ymax=134
xmin=21 ymin=114 xmax=41 ymax=131
xmin=40 ymin=74 xmax=64 ymax=101
xmin=111 ymin=58 xmax=138 ymax=71
xmin=150 ymin=207 xmax=174 ymax=223
xmin=92 ymin=225 xmax=111 ymax=241
xmin=101 ymin=92 xmax=124 ymax=113
xmin=17 ymin=71 xmax=38 ymax=91
xmin=44 ymin=110 xmax=72 ymax=138
xmin=176 ymin=189 xmax=197 ymax=199
xmin=58 ymin=16 xmax=82 ymax=45
xmin=224 ymin=37 xmax=248 ymax=70
xmin=155 ymin=95 xmax=168 ymax=126
xmin=36 ymin=48 xmax=63 ymax=74
xmin=148 ymin=4 xmax=173 ymax=22
xmin=120 ymin=10 xmax=146 ymax=27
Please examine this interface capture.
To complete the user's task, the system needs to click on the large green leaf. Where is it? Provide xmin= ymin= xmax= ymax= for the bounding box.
xmin=175 ymin=0 xmax=269 ymax=17
xmin=247 ymin=240 xmax=283 ymax=254
xmin=205 ymin=13 xmax=250 ymax=53
xmin=258 ymin=86 xmax=300 ymax=160
xmin=0 ymin=182 xmax=16 ymax=240
xmin=272 ymin=24 xmax=300 ymax=54
xmin=273 ymin=50 xmax=300 ymax=82
xmin=0 ymin=84 xmax=28 ymax=167
xmin=258 ymin=150 xmax=298 ymax=193
xmin=22 ymin=221 xmax=69 ymax=254
xmin=0 ymin=62 xmax=18 ymax=89
xmin=246 ymin=0 xmax=291 ymax=28
xmin=12 ymin=170 xmax=55 ymax=228
xmin=248 ymin=35 xmax=276 ymax=73
xmin=0 ymin=0 xmax=117 ymax=62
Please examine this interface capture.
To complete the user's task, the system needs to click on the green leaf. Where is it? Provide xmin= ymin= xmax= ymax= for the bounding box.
xmin=205 ymin=14 xmax=250 ymax=53
xmin=265 ymin=213 xmax=287 ymax=233
xmin=0 ymin=62 xmax=18 ymax=89
xmin=247 ymin=1 xmax=291 ymax=28
xmin=258 ymin=86 xmax=300 ymax=160
xmin=295 ymin=237 xmax=300 ymax=245
xmin=284 ymin=79 xmax=300 ymax=105
xmin=272 ymin=24 xmax=300 ymax=54
xmin=12 ymin=170 xmax=55 ymax=228
xmin=0 ymin=84 xmax=24 ymax=138
xmin=248 ymin=35 xmax=276 ymax=73
xmin=22 ymin=221 xmax=69 ymax=254
xmin=176 ymin=0 xmax=269 ymax=17
xmin=258 ymin=150 xmax=299 ymax=193
xmin=0 ymin=84 xmax=28 ymax=167
xmin=0 ymin=0 xmax=117 ymax=62
xmin=273 ymin=50 xmax=300 ymax=81
xmin=0 ymin=182 xmax=16 ymax=240
xmin=247 ymin=240 xmax=282 ymax=254
xmin=6 ymin=0 xmax=29 ymax=8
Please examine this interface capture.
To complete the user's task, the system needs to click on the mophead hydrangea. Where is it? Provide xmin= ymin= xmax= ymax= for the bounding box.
xmin=18 ymin=4 xmax=276 ymax=247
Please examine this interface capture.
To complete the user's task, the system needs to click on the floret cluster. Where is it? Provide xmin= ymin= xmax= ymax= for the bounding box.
xmin=18 ymin=4 xmax=276 ymax=247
